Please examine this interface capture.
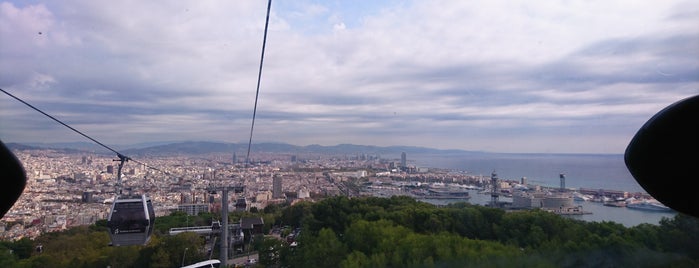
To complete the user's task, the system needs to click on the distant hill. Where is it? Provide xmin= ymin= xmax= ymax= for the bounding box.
xmin=6 ymin=142 xmax=106 ymax=154
xmin=6 ymin=141 xmax=617 ymax=159
xmin=5 ymin=143 xmax=41 ymax=150
xmin=121 ymin=141 xmax=479 ymax=157
xmin=20 ymin=142 xmax=109 ymax=152
xmin=122 ymin=141 xmax=241 ymax=155
xmin=7 ymin=140 xmax=486 ymax=157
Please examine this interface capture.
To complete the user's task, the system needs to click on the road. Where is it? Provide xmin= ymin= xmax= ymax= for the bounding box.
xmin=229 ymin=252 xmax=259 ymax=267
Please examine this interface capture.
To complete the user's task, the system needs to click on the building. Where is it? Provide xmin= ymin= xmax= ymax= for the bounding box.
xmin=240 ymin=217 xmax=264 ymax=235
xmin=332 ymin=170 xmax=367 ymax=178
xmin=176 ymin=203 xmax=210 ymax=216
xmin=512 ymin=191 xmax=573 ymax=209
xmin=559 ymin=173 xmax=566 ymax=190
xmin=298 ymin=188 xmax=310 ymax=199
xmin=400 ymin=152 xmax=407 ymax=168
xmin=255 ymin=191 xmax=272 ymax=203
xmin=273 ymin=175 xmax=283 ymax=199
xmin=578 ymin=188 xmax=630 ymax=199
xmin=81 ymin=192 xmax=93 ymax=203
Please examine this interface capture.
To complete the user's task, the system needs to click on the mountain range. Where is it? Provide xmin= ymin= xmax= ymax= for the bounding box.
xmin=5 ymin=141 xmax=621 ymax=162
xmin=4 ymin=141 xmax=486 ymax=157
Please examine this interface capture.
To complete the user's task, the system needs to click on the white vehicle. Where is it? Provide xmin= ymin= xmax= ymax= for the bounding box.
xmin=181 ymin=259 xmax=221 ymax=268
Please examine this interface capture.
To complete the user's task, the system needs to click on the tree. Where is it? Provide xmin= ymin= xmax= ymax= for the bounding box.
xmin=149 ymin=248 xmax=170 ymax=268
xmin=9 ymin=238 xmax=33 ymax=259
xmin=256 ymin=236 xmax=284 ymax=266
xmin=298 ymin=228 xmax=347 ymax=267
xmin=159 ymin=232 xmax=206 ymax=267
xmin=658 ymin=214 xmax=699 ymax=259
xmin=0 ymin=244 xmax=17 ymax=267
xmin=340 ymin=251 xmax=370 ymax=268
xmin=280 ymin=201 xmax=313 ymax=228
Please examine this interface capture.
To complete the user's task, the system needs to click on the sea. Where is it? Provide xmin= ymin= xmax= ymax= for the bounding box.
xmin=409 ymin=153 xmax=677 ymax=227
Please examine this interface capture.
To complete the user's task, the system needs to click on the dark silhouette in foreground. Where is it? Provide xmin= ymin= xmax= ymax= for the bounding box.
xmin=0 ymin=140 xmax=26 ymax=219
xmin=625 ymin=94 xmax=699 ymax=218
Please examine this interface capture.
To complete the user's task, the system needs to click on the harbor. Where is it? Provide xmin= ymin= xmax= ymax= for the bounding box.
xmin=422 ymin=188 xmax=675 ymax=227
xmin=404 ymin=153 xmax=679 ymax=227
xmin=363 ymin=178 xmax=676 ymax=227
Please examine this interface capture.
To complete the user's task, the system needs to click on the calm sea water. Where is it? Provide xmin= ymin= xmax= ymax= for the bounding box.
xmin=410 ymin=153 xmax=644 ymax=192
xmin=410 ymin=153 xmax=677 ymax=227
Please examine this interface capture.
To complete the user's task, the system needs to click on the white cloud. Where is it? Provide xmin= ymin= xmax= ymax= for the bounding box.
xmin=333 ymin=22 xmax=346 ymax=31
xmin=0 ymin=0 xmax=697 ymax=153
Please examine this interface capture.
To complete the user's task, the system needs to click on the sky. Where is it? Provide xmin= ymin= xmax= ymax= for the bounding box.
xmin=0 ymin=0 xmax=697 ymax=154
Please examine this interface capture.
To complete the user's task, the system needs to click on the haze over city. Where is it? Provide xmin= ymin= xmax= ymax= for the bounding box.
xmin=1 ymin=0 xmax=697 ymax=153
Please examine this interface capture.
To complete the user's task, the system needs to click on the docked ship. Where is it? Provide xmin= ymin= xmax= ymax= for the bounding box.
xmin=573 ymin=192 xmax=592 ymax=202
xmin=603 ymin=201 xmax=626 ymax=207
xmin=425 ymin=188 xmax=471 ymax=199
xmin=413 ymin=185 xmax=471 ymax=200
xmin=626 ymin=200 xmax=673 ymax=212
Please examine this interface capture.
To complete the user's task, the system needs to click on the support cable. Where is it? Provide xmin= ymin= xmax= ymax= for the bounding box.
xmin=1 ymin=88 xmax=122 ymax=156
xmin=1 ymin=88 xmax=176 ymax=181
xmin=245 ymin=0 xmax=272 ymax=168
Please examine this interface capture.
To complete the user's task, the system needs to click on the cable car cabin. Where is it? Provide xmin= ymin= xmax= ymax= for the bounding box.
xmin=107 ymin=194 xmax=155 ymax=246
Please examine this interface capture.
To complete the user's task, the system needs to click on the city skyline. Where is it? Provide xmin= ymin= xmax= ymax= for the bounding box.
xmin=1 ymin=1 xmax=697 ymax=154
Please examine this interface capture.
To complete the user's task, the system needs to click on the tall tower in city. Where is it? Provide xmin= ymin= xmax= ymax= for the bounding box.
xmin=273 ymin=175 xmax=283 ymax=199
xmin=559 ymin=173 xmax=566 ymax=190
xmin=401 ymin=152 xmax=407 ymax=168
xmin=232 ymin=152 xmax=237 ymax=164
xmin=490 ymin=171 xmax=500 ymax=207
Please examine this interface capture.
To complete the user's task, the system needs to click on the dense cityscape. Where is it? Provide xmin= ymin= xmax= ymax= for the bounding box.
xmin=0 ymin=145 xmax=446 ymax=240
xmin=1 ymin=143 xmax=697 ymax=267
xmin=1 ymin=143 xmax=657 ymax=242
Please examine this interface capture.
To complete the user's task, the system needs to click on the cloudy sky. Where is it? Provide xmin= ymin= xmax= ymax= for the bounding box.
xmin=1 ymin=0 xmax=697 ymax=153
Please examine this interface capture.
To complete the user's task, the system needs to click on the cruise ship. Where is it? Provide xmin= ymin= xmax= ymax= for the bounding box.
xmin=626 ymin=200 xmax=673 ymax=212
xmin=423 ymin=188 xmax=471 ymax=199
xmin=412 ymin=184 xmax=471 ymax=200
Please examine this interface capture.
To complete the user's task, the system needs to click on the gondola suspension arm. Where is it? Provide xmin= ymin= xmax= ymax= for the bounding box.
xmin=114 ymin=154 xmax=130 ymax=195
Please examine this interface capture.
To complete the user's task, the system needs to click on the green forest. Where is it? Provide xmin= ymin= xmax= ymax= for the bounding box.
xmin=2 ymin=196 xmax=698 ymax=267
